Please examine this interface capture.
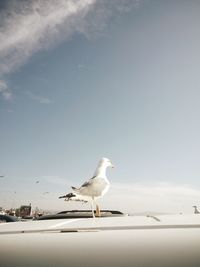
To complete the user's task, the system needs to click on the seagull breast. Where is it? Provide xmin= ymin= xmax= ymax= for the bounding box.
xmin=78 ymin=177 xmax=110 ymax=198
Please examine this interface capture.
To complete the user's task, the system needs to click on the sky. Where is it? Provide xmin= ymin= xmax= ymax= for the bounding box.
xmin=1 ymin=0 xmax=200 ymax=214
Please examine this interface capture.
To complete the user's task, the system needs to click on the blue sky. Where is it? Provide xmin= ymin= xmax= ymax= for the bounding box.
xmin=1 ymin=0 xmax=200 ymax=213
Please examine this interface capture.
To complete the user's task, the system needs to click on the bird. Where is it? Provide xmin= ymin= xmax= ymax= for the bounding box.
xmin=59 ymin=157 xmax=114 ymax=217
xmin=0 ymin=175 xmax=4 ymax=178
xmin=193 ymin=205 xmax=200 ymax=214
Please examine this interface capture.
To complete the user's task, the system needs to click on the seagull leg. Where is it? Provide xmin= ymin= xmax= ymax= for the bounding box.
xmin=96 ymin=204 xmax=101 ymax=217
xmin=90 ymin=198 xmax=95 ymax=218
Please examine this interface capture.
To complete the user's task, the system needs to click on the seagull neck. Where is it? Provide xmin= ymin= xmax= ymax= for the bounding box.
xmin=93 ymin=165 xmax=107 ymax=178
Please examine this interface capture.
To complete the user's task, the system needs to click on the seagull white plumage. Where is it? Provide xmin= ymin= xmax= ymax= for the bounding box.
xmin=59 ymin=157 xmax=114 ymax=217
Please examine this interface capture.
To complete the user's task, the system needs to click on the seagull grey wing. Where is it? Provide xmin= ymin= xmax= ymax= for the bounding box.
xmin=81 ymin=176 xmax=96 ymax=188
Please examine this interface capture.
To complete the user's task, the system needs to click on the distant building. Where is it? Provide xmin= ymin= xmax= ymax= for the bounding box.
xmin=16 ymin=204 xmax=32 ymax=218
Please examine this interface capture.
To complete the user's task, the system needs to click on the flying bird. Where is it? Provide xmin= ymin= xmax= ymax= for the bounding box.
xmin=59 ymin=157 xmax=114 ymax=217
xmin=0 ymin=175 xmax=4 ymax=178
xmin=193 ymin=205 xmax=200 ymax=214
xmin=35 ymin=180 xmax=39 ymax=184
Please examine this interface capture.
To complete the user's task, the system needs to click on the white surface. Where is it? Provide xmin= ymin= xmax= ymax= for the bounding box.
xmin=1 ymin=214 xmax=200 ymax=233
xmin=0 ymin=214 xmax=200 ymax=267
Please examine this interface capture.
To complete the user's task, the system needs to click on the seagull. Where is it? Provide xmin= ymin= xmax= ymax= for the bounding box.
xmin=193 ymin=205 xmax=200 ymax=214
xmin=59 ymin=157 xmax=114 ymax=217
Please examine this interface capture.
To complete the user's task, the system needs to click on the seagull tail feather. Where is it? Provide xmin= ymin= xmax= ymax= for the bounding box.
xmin=59 ymin=192 xmax=76 ymax=200
xmin=59 ymin=192 xmax=88 ymax=203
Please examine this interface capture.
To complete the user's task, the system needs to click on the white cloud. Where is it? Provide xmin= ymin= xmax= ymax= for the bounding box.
xmin=0 ymin=0 xmax=96 ymax=76
xmin=0 ymin=0 xmax=96 ymax=100
xmin=0 ymin=79 xmax=12 ymax=100
xmin=0 ymin=0 xmax=137 ymax=100
xmin=102 ymin=182 xmax=200 ymax=214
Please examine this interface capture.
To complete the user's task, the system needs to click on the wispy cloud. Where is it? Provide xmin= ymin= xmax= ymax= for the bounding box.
xmin=42 ymin=176 xmax=69 ymax=186
xmin=102 ymin=182 xmax=200 ymax=214
xmin=0 ymin=0 xmax=96 ymax=76
xmin=0 ymin=0 xmax=137 ymax=100
xmin=25 ymin=91 xmax=52 ymax=104
xmin=0 ymin=0 xmax=96 ymax=100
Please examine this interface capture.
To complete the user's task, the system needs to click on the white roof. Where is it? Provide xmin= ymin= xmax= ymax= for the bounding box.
xmin=0 ymin=214 xmax=200 ymax=234
xmin=1 ymin=214 xmax=200 ymax=267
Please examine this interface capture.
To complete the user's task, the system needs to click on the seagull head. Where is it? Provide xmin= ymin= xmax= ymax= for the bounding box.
xmin=100 ymin=157 xmax=114 ymax=168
